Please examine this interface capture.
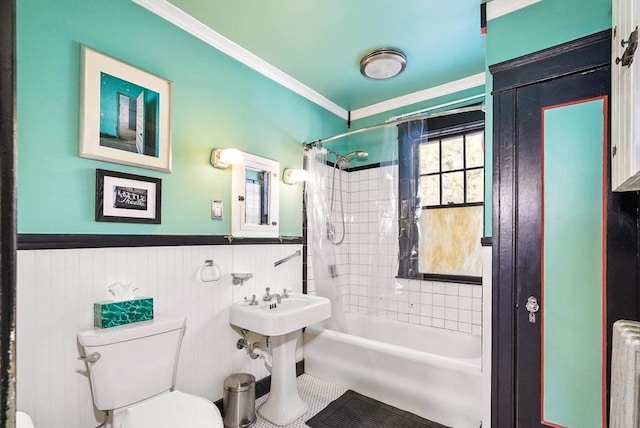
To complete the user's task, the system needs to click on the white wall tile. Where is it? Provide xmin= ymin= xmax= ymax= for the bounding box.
xmin=445 ymin=283 xmax=459 ymax=295
xmin=459 ymin=309 xmax=473 ymax=324
xmin=459 ymin=323 xmax=473 ymax=333
xmin=445 ymin=295 xmax=459 ymax=308
xmin=433 ymin=306 xmax=445 ymax=319
xmin=459 ymin=296 xmax=473 ymax=310
xmin=445 ymin=307 xmax=458 ymax=321
xmin=306 ymin=163 xmax=483 ymax=336
xmin=420 ymin=281 xmax=433 ymax=293
xmin=459 ymin=284 xmax=473 ymax=297
xmin=432 ymin=282 xmax=446 ymax=294
xmin=420 ymin=304 xmax=433 ymax=317
xmin=433 ymin=294 xmax=445 ymax=307
xmin=421 ymin=293 xmax=433 ymax=305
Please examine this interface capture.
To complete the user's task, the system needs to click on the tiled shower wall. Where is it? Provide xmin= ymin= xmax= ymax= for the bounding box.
xmin=307 ymin=164 xmax=482 ymax=335
xmin=17 ymin=244 xmax=302 ymax=428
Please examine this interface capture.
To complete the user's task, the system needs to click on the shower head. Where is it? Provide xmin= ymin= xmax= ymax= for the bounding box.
xmin=336 ymin=151 xmax=368 ymax=169
xmin=344 ymin=151 xmax=368 ymax=160
xmin=329 ymin=149 xmax=369 ymax=169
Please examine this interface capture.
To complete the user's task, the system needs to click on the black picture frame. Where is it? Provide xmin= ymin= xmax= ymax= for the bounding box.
xmin=95 ymin=169 xmax=161 ymax=224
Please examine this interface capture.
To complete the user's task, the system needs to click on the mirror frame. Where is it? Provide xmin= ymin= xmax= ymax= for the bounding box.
xmin=231 ymin=152 xmax=279 ymax=238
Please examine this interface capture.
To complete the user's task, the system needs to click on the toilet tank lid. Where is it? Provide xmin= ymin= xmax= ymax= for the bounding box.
xmin=78 ymin=316 xmax=186 ymax=347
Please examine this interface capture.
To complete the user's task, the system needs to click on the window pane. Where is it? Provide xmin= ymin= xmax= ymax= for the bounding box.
xmin=466 ymin=131 xmax=484 ymax=168
xmin=418 ymin=205 xmax=483 ymax=276
xmin=419 ymin=141 xmax=439 ymax=174
xmin=442 ymin=171 xmax=464 ymax=204
xmin=441 ymin=136 xmax=464 ymax=171
xmin=419 ymin=175 xmax=440 ymax=206
xmin=466 ymin=168 xmax=484 ymax=203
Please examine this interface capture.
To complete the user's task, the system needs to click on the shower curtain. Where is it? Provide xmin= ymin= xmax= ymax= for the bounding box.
xmin=304 ymin=119 xmax=424 ymax=326
xmin=367 ymin=120 xmax=425 ymax=316
xmin=305 ymin=146 xmax=349 ymax=333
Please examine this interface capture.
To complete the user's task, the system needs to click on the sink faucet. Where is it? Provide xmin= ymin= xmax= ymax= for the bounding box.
xmin=263 ymin=287 xmax=282 ymax=304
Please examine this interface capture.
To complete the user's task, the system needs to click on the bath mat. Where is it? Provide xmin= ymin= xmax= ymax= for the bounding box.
xmin=306 ymin=390 xmax=450 ymax=428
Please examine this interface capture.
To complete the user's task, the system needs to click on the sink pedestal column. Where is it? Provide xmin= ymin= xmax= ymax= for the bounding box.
xmin=258 ymin=330 xmax=308 ymax=425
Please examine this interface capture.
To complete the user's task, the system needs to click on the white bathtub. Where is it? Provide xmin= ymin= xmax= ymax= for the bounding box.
xmin=303 ymin=313 xmax=482 ymax=428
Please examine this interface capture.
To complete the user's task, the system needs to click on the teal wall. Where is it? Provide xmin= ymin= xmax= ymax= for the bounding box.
xmin=17 ymin=0 xmax=613 ymax=238
xmin=484 ymin=0 xmax=612 ymax=235
xmin=17 ymin=0 xmax=345 ymax=236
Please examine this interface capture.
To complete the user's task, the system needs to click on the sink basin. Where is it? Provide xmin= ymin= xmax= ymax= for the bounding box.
xmin=230 ymin=292 xmax=332 ymax=424
xmin=230 ymin=293 xmax=331 ymax=336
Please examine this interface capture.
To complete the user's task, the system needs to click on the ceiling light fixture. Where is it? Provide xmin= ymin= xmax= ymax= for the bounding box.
xmin=359 ymin=48 xmax=407 ymax=80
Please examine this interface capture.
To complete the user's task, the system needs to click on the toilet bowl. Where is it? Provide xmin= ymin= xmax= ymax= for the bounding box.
xmin=122 ymin=390 xmax=222 ymax=428
xmin=78 ymin=316 xmax=223 ymax=428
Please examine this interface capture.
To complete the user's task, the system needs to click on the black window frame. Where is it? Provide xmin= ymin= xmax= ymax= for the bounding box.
xmin=397 ymin=108 xmax=485 ymax=285
xmin=419 ymin=124 xmax=485 ymax=208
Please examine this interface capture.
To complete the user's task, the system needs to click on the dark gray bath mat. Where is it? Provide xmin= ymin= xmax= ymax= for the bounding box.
xmin=306 ymin=390 xmax=450 ymax=428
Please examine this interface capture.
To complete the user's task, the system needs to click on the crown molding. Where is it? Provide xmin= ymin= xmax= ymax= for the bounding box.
xmin=132 ymin=0 xmax=348 ymax=120
xmin=486 ymin=0 xmax=541 ymax=20
xmin=350 ymin=72 xmax=486 ymax=121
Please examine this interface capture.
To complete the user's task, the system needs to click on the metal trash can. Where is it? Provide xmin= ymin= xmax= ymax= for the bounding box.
xmin=223 ymin=373 xmax=256 ymax=428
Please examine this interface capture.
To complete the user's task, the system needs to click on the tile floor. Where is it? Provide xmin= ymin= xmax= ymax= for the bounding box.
xmin=253 ymin=374 xmax=347 ymax=428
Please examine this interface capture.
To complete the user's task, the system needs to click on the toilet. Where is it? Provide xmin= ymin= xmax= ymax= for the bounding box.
xmin=78 ymin=316 xmax=223 ymax=428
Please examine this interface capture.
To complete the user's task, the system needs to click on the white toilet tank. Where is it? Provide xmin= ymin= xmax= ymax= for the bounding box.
xmin=78 ymin=316 xmax=186 ymax=411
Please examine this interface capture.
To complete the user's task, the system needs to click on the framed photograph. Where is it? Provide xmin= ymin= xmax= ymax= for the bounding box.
xmin=95 ymin=169 xmax=161 ymax=224
xmin=80 ymin=45 xmax=172 ymax=173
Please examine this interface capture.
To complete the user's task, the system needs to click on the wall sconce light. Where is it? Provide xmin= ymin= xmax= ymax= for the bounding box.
xmin=282 ymin=168 xmax=309 ymax=185
xmin=211 ymin=148 xmax=244 ymax=169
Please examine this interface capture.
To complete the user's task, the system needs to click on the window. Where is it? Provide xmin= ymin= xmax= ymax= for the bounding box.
xmin=419 ymin=130 xmax=484 ymax=207
xmin=397 ymin=110 xmax=485 ymax=284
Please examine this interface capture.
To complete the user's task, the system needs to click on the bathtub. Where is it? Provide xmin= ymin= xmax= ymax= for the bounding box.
xmin=303 ymin=313 xmax=482 ymax=428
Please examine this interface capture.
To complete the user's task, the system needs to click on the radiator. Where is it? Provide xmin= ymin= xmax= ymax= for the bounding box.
xmin=610 ymin=319 xmax=640 ymax=428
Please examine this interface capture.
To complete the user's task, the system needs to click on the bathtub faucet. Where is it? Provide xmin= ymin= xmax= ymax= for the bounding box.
xmin=263 ymin=287 xmax=282 ymax=304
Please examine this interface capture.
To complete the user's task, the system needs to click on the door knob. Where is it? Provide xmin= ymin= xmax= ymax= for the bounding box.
xmin=526 ymin=296 xmax=540 ymax=323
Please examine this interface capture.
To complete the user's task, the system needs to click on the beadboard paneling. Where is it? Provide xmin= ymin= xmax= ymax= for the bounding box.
xmin=16 ymin=244 xmax=302 ymax=428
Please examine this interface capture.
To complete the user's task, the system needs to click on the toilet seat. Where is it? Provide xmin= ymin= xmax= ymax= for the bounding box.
xmin=121 ymin=390 xmax=223 ymax=428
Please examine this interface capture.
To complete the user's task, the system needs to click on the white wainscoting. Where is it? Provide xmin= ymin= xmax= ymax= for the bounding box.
xmin=16 ymin=243 xmax=302 ymax=428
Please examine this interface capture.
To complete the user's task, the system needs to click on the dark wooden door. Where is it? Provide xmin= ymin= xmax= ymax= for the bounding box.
xmin=492 ymin=30 xmax=640 ymax=428
xmin=515 ymin=67 xmax=609 ymax=428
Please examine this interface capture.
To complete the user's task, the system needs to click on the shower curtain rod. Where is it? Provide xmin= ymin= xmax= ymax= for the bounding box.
xmin=302 ymin=103 xmax=484 ymax=149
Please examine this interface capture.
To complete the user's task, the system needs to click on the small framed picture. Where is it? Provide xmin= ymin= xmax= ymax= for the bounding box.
xmin=95 ymin=169 xmax=161 ymax=224
xmin=80 ymin=45 xmax=172 ymax=173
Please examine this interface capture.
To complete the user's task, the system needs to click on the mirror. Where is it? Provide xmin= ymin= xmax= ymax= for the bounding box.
xmin=231 ymin=152 xmax=279 ymax=237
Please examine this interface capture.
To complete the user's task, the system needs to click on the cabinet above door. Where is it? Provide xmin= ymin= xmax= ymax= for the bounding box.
xmin=612 ymin=0 xmax=640 ymax=191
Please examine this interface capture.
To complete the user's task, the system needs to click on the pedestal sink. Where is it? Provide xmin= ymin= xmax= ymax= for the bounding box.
xmin=230 ymin=293 xmax=331 ymax=425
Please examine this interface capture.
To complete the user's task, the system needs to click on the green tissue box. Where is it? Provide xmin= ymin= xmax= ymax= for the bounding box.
xmin=94 ymin=297 xmax=154 ymax=329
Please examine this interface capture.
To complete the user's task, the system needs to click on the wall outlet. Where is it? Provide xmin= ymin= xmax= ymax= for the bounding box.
xmin=211 ymin=200 xmax=223 ymax=219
